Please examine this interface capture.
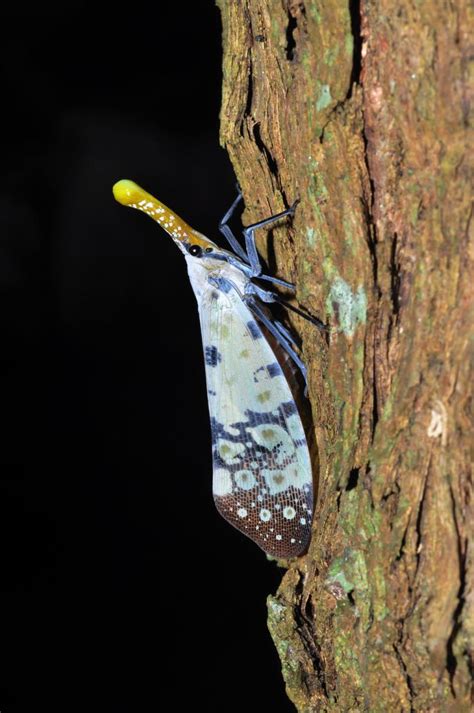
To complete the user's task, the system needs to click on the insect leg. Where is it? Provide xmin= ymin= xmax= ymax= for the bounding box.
xmin=245 ymin=281 xmax=327 ymax=332
xmin=243 ymin=199 xmax=299 ymax=277
xmin=256 ymin=273 xmax=296 ymax=291
xmin=274 ymin=297 xmax=328 ymax=332
xmin=273 ymin=319 xmax=300 ymax=346
xmin=245 ymin=281 xmax=280 ymax=303
xmin=218 ymin=188 xmax=249 ymax=263
xmin=244 ymin=285 xmax=300 ymax=341
xmin=247 ymin=298 xmax=308 ymax=385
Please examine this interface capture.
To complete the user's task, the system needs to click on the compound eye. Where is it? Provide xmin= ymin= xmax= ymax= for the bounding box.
xmin=188 ymin=244 xmax=203 ymax=257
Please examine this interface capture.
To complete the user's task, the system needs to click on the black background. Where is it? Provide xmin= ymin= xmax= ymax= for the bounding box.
xmin=1 ymin=5 xmax=293 ymax=712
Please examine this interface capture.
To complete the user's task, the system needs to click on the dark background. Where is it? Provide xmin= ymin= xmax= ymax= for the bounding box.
xmin=0 ymin=5 xmax=293 ymax=712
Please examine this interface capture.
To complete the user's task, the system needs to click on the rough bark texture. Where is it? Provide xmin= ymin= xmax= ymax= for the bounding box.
xmin=217 ymin=1 xmax=473 ymax=710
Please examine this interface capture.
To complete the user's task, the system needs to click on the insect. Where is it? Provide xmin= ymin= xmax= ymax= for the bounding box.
xmin=113 ymin=179 xmax=320 ymax=558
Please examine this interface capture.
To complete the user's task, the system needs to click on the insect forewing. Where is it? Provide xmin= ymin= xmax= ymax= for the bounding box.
xmin=198 ymin=281 xmax=313 ymax=558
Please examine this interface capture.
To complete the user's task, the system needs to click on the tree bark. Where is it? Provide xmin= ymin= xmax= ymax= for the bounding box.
xmin=217 ymin=0 xmax=473 ymax=710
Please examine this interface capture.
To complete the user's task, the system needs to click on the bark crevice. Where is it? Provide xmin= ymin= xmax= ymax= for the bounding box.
xmin=348 ymin=0 xmax=362 ymax=93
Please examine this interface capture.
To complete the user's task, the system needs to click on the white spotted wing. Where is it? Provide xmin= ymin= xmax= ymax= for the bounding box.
xmin=195 ymin=274 xmax=313 ymax=558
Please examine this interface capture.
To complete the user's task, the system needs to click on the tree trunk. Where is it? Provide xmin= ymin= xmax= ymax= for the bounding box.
xmin=216 ymin=1 xmax=473 ymax=710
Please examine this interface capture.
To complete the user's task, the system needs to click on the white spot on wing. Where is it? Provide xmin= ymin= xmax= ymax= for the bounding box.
xmin=246 ymin=424 xmax=295 ymax=465
xmin=234 ymin=469 xmax=256 ymax=490
xmin=261 ymin=468 xmax=288 ymax=495
xmin=217 ymin=438 xmax=245 ymax=465
xmin=283 ymin=462 xmax=312 ymax=488
xmin=259 ymin=508 xmax=272 ymax=522
xmin=286 ymin=413 xmax=306 ymax=441
xmin=213 ymin=469 xmax=233 ymax=496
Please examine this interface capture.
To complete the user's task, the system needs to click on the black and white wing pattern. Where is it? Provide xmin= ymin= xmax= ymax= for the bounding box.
xmin=197 ymin=280 xmax=313 ymax=558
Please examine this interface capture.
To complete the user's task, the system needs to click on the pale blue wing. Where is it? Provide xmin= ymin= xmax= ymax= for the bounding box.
xmin=196 ymin=280 xmax=313 ymax=558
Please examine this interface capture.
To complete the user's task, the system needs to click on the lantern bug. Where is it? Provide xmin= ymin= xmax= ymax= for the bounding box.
xmin=113 ymin=180 xmax=323 ymax=558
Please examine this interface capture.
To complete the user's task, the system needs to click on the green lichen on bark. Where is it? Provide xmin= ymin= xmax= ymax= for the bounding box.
xmin=217 ymin=0 xmax=473 ymax=710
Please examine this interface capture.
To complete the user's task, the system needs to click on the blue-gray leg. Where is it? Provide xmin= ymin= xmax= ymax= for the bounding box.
xmin=273 ymin=319 xmax=299 ymax=346
xmin=218 ymin=188 xmax=249 ymax=263
xmin=256 ymin=273 xmax=295 ymax=290
xmin=247 ymin=298 xmax=308 ymax=386
xmin=219 ymin=187 xmax=299 ymax=281
xmin=245 ymin=281 xmax=328 ymax=333
xmin=242 ymin=200 xmax=299 ymax=277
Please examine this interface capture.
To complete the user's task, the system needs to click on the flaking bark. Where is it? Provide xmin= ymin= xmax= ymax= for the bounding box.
xmin=217 ymin=0 xmax=473 ymax=710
